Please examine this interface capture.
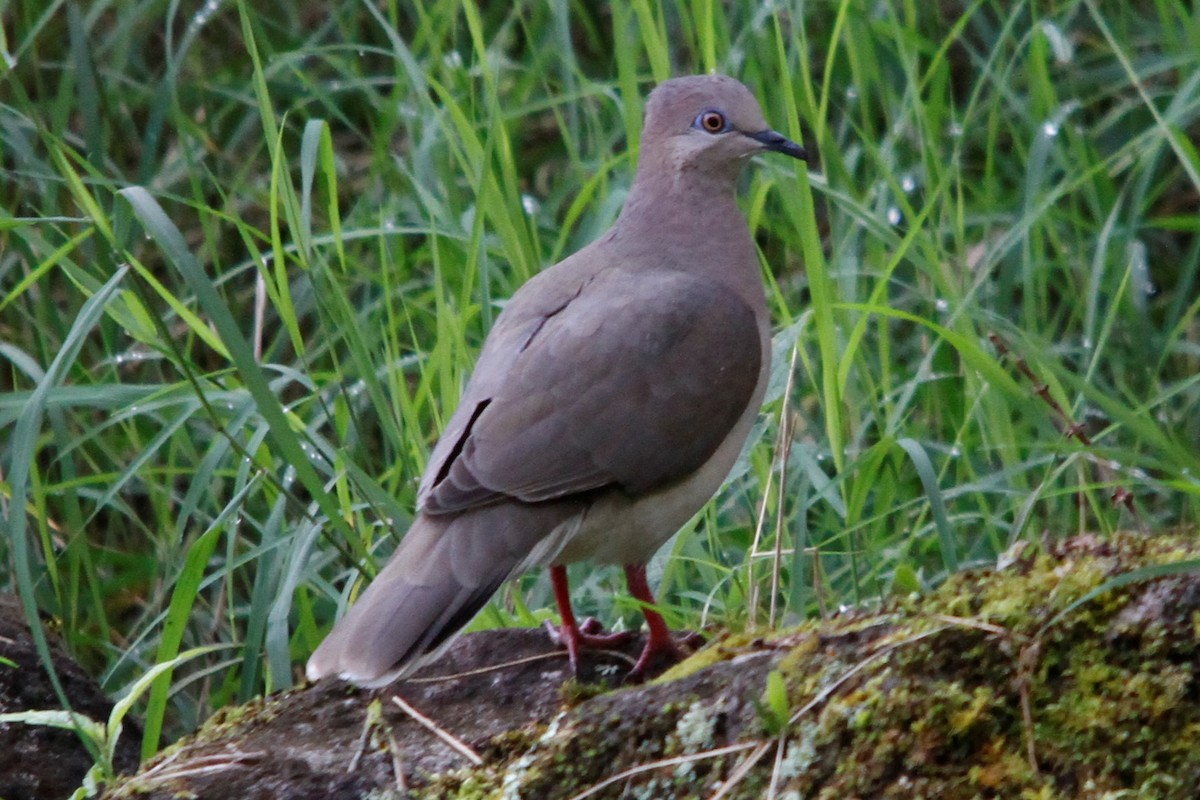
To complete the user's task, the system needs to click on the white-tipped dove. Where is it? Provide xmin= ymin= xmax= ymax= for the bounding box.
xmin=307 ymin=74 xmax=807 ymax=686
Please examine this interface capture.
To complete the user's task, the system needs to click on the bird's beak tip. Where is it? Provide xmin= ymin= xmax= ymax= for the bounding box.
xmin=746 ymin=128 xmax=808 ymax=162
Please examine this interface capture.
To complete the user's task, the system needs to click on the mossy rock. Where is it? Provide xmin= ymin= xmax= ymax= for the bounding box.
xmin=104 ymin=531 xmax=1200 ymax=799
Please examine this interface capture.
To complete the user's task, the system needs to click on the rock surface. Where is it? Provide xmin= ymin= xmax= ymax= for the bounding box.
xmin=24 ymin=531 xmax=1200 ymax=799
xmin=0 ymin=594 xmax=140 ymax=800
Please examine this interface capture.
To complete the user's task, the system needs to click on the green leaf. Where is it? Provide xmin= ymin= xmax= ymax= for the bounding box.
xmin=758 ymin=669 xmax=791 ymax=737
xmin=897 ymin=438 xmax=958 ymax=573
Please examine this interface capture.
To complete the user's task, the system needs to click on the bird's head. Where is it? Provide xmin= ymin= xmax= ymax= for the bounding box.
xmin=640 ymin=74 xmax=808 ymax=176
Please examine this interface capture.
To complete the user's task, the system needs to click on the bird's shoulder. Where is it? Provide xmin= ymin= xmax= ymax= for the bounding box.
xmin=496 ymin=245 xmax=758 ymax=342
xmin=418 ymin=250 xmax=765 ymax=513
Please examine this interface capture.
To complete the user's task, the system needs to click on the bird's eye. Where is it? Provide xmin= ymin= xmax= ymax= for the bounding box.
xmin=695 ymin=110 xmax=727 ymax=134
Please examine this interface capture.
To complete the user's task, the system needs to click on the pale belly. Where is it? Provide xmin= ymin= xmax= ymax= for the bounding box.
xmin=548 ymin=368 xmax=765 ymax=567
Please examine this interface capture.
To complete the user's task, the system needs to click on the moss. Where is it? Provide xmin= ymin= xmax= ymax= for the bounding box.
xmin=653 ymin=634 xmax=741 ymax=683
xmin=559 ymin=677 xmax=611 ymax=706
xmin=406 ymin=532 xmax=1200 ymax=798
xmin=413 ymin=769 xmax=502 ymax=800
xmin=114 ymin=531 xmax=1200 ymax=799
xmin=510 ymin=695 xmax=714 ymax=797
xmin=479 ymin=531 xmax=1200 ymax=799
xmin=729 ymin=532 xmax=1200 ymax=800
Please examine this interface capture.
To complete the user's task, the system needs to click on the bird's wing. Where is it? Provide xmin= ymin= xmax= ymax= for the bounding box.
xmin=418 ymin=265 xmax=763 ymax=514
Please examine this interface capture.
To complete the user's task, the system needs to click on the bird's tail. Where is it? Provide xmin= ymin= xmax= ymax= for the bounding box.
xmin=306 ymin=503 xmax=579 ymax=687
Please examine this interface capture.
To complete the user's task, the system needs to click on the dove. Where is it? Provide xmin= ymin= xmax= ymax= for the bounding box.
xmin=307 ymin=74 xmax=807 ymax=686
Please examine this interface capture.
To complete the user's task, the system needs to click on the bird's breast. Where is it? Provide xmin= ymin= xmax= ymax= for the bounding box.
xmin=550 ymin=326 xmax=769 ymax=566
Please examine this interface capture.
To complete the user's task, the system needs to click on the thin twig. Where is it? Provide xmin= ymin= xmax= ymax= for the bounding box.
xmin=707 ymin=741 xmax=774 ymax=800
xmin=348 ymin=698 xmax=381 ymax=773
xmin=710 ymin=626 xmax=952 ymax=798
xmin=389 ymin=694 xmax=483 ymax=766
xmin=989 ymin=331 xmax=1140 ymax=525
xmin=928 ymin=614 xmax=1012 ymax=637
xmin=137 ymin=750 xmax=265 ymax=783
xmin=935 ymin=611 xmax=1040 ymax=774
xmin=747 ymin=436 xmax=778 ymax=629
xmin=765 ymin=734 xmax=789 ymax=800
xmin=405 ymin=649 xmax=570 ymax=683
xmin=769 ymin=345 xmax=800 ymax=629
xmin=811 ymin=547 xmax=828 ymax=619
xmin=387 ymin=731 xmax=407 ymax=793
xmin=1017 ymin=640 xmax=1042 ymax=775
xmin=566 ymin=742 xmax=760 ymax=800
xmin=789 ymin=627 xmax=946 ymax=727
xmin=253 ymin=266 xmax=266 ymax=362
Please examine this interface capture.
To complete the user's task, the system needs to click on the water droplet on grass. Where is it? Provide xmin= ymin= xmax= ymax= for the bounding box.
xmin=1038 ymin=21 xmax=1075 ymax=64
xmin=190 ymin=0 xmax=222 ymax=29
xmin=1128 ymin=240 xmax=1153 ymax=308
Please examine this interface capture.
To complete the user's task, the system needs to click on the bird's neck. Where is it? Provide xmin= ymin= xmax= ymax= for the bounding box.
xmin=610 ymin=163 xmax=762 ymax=307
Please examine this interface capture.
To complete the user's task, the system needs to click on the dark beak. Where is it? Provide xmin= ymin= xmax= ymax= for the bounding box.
xmin=746 ymin=129 xmax=808 ymax=161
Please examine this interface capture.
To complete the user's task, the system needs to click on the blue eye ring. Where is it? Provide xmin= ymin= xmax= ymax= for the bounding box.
xmin=694 ymin=110 xmax=729 ymax=134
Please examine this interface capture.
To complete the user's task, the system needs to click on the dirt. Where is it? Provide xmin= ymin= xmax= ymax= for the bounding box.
xmin=103 ymin=625 xmax=661 ymax=799
xmin=0 ymin=593 xmax=140 ymax=800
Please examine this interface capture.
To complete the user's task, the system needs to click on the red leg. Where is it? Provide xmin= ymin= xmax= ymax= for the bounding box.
xmin=623 ymin=564 xmax=699 ymax=680
xmin=545 ymin=565 xmax=633 ymax=673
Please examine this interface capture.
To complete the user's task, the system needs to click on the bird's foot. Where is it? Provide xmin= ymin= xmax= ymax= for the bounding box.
xmin=544 ymin=618 xmax=636 ymax=674
xmin=625 ymin=629 xmax=705 ymax=684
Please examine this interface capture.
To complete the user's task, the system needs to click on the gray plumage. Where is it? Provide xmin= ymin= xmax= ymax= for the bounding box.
xmin=307 ymin=74 xmax=806 ymax=686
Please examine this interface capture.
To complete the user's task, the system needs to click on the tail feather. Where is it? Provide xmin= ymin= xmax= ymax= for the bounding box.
xmin=306 ymin=502 xmax=581 ymax=686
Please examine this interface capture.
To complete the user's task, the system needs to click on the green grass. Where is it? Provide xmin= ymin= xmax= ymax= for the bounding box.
xmin=2 ymin=0 xmax=1198 ymax=768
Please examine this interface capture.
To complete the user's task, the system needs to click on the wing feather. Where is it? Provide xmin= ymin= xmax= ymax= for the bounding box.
xmin=419 ymin=266 xmax=762 ymax=514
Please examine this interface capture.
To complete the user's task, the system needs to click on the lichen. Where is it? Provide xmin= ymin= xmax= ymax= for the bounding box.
xmin=106 ymin=531 xmax=1200 ymax=800
xmin=673 ymin=700 xmax=718 ymax=752
xmin=436 ymin=531 xmax=1200 ymax=799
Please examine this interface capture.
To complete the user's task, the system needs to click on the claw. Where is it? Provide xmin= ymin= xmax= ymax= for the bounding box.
xmin=622 ymin=564 xmax=704 ymax=682
xmin=544 ymin=617 xmax=635 ymax=674
xmin=547 ymin=568 xmax=636 ymax=674
xmin=548 ymin=564 xmax=705 ymax=681
xmin=625 ymin=625 xmax=704 ymax=683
